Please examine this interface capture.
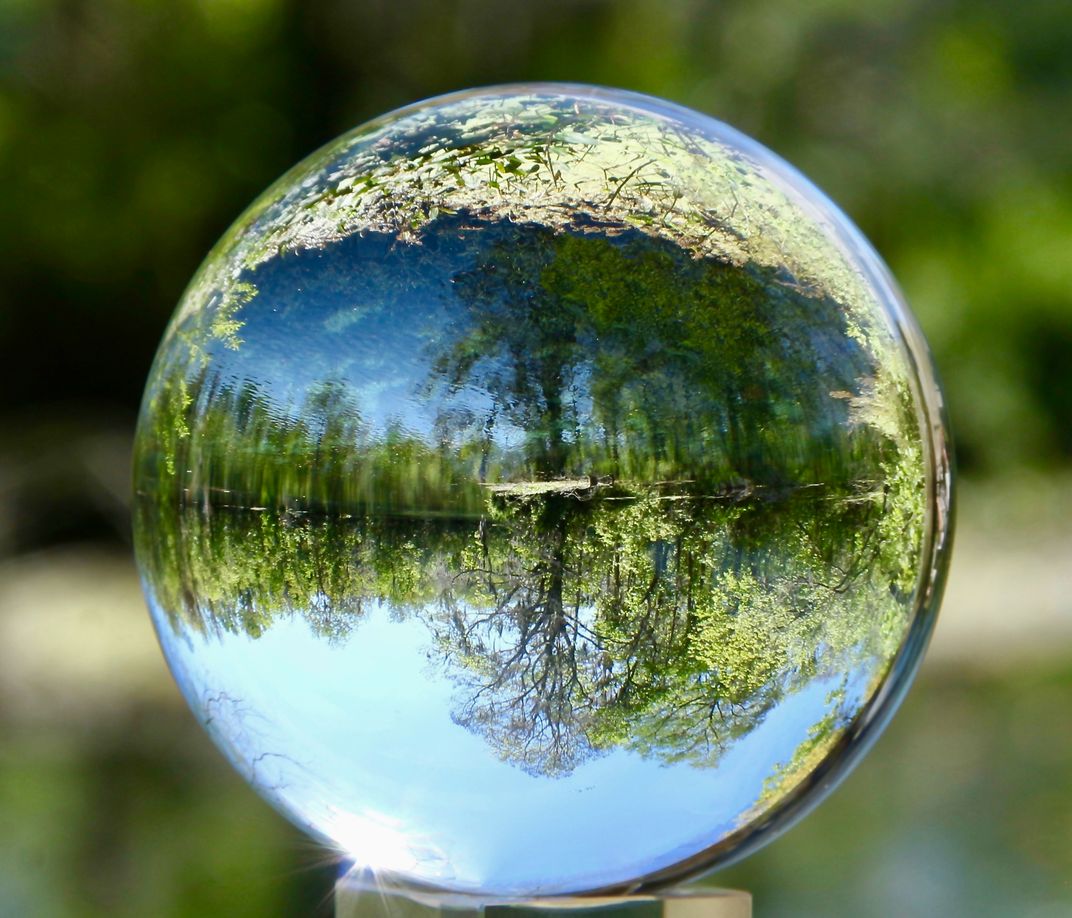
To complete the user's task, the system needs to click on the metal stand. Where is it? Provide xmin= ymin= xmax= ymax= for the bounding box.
xmin=335 ymin=878 xmax=751 ymax=918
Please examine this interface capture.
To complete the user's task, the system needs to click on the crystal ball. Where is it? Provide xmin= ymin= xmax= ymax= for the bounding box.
xmin=133 ymin=84 xmax=953 ymax=896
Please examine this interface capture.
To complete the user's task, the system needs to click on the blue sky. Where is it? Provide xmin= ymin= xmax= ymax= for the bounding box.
xmin=156 ymin=597 xmax=872 ymax=895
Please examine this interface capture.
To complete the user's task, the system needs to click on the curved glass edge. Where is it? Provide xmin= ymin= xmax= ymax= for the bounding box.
xmin=130 ymin=81 xmax=957 ymax=897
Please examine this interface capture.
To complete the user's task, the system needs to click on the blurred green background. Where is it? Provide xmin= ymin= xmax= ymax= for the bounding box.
xmin=1 ymin=1 xmax=1070 ymax=915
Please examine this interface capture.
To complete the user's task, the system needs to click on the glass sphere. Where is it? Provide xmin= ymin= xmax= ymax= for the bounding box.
xmin=133 ymin=84 xmax=953 ymax=897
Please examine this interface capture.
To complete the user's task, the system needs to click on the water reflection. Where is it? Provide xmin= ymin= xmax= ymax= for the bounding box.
xmin=140 ymin=214 xmax=912 ymax=515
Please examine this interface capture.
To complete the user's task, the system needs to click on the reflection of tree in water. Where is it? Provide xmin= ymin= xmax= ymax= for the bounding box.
xmin=135 ymin=212 xmax=926 ymax=781
xmin=137 ymin=214 xmax=904 ymax=512
xmin=431 ymin=216 xmax=881 ymax=487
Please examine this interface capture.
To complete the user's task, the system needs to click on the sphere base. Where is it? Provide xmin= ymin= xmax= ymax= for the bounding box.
xmin=335 ymin=880 xmax=751 ymax=918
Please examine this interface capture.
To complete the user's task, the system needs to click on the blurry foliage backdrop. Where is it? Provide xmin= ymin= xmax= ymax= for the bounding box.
xmin=1 ymin=1 xmax=1071 ymax=917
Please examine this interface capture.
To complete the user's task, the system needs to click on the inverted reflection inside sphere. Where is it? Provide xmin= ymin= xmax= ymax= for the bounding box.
xmin=133 ymin=85 xmax=952 ymax=896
